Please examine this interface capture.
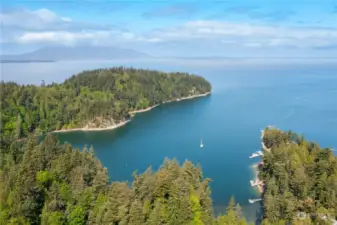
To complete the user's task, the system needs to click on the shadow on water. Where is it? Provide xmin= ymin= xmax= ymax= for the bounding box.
xmin=254 ymin=202 xmax=264 ymax=225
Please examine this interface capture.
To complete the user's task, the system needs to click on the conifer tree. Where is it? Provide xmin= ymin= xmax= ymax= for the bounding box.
xmin=128 ymin=200 xmax=144 ymax=225
xmin=15 ymin=114 xmax=22 ymax=139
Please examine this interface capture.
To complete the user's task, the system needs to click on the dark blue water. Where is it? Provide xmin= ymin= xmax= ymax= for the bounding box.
xmin=3 ymin=60 xmax=336 ymax=222
xmin=54 ymin=63 xmax=337 ymax=222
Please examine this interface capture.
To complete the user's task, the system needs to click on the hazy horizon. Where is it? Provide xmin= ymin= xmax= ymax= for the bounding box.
xmin=2 ymin=58 xmax=337 ymax=85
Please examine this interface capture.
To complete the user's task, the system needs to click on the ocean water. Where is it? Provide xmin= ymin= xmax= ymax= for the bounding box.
xmin=3 ymin=59 xmax=337 ymax=223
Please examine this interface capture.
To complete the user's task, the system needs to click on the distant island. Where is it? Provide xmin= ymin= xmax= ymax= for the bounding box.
xmin=0 ymin=46 xmax=150 ymax=62
xmin=0 ymin=67 xmax=211 ymax=145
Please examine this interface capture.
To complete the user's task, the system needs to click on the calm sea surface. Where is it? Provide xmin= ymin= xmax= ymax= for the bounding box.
xmin=2 ymin=59 xmax=337 ymax=222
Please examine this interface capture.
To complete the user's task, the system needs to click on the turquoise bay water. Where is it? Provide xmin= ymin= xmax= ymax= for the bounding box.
xmin=3 ymin=60 xmax=336 ymax=222
xmin=54 ymin=64 xmax=337 ymax=222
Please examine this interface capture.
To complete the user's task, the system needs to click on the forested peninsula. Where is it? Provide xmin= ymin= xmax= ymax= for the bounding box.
xmin=1 ymin=67 xmax=336 ymax=224
xmin=0 ymin=67 xmax=211 ymax=147
xmin=260 ymin=128 xmax=337 ymax=225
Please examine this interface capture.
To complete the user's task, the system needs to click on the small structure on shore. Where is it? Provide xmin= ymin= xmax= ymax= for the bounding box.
xmin=247 ymin=128 xmax=270 ymax=204
xmin=250 ymin=177 xmax=264 ymax=193
xmin=250 ymin=179 xmax=263 ymax=187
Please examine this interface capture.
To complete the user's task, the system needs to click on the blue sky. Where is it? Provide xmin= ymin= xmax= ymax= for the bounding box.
xmin=1 ymin=0 xmax=337 ymax=57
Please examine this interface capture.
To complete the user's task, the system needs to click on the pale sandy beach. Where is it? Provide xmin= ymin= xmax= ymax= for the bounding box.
xmin=128 ymin=92 xmax=211 ymax=115
xmin=163 ymin=92 xmax=211 ymax=103
xmin=129 ymin=104 xmax=159 ymax=115
xmin=52 ymin=120 xmax=131 ymax=133
xmin=53 ymin=92 xmax=211 ymax=133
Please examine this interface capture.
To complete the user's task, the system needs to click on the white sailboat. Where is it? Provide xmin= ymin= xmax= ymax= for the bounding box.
xmin=200 ymin=138 xmax=204 ymax=148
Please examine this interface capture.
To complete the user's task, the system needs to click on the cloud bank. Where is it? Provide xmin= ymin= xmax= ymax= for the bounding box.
xmin=1 ymin=7 xmax=133 ymax=46
xmin=146 ymin=20 xmax=337 ymax=48
xmin=1 ymin=7 xmax=337 ymax=57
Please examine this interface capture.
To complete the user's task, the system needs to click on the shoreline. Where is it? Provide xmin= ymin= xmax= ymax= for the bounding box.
xmin=251 ymin=163 xmax=264 ymax=193
xmin=252 ymin=126 xmax=273 ymax=193
xmin=129 ymin=104 xmax=159 ymax=115
xmin=52 ymin=120 xmax=131 ymax=133
xmin=52 ymin=92 xmax=211 ymax=133
xmin=249 ymin=127 xmax=271 ymax=194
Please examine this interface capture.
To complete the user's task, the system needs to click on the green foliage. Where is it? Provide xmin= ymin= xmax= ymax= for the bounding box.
xmin=0 ymin=67 xmax=213 ymax=224
xmin=3 ymin=126 xmax=334 ymax=224
xmin=41 ymin=211 xmax=65 ymax=225
xmin=0 ymin=134 xmax=251 ymax=225
xmin=0 ymin=67 xmax=211 ymax=147
xmin=68 ymin=206 xmax=86 ymax=225
xmin=190 ymin=193 xmax=204 ymax=225
xmin=214 ymin=196 xmax=250 ymax=225
xmin=128 ymin=200 xmax=144 ymax=225
xmin=36 ymin=170 xmax=54 ymax=186
xmin=3 ymin=69 xmax=335 ymax=224
xmin=226 ymin=196 xmax=236 ymax=212
xmin=260 ymin=128 xmax=337 ymax=224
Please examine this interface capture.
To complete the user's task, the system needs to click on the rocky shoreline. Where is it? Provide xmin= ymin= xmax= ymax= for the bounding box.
xmin=250 ymin=128 xmax=269 ymax=194
xmin=254 ymin=126 xmax=275 ymax=193
xmin=53 ymin=92 xmax=211 ymax=133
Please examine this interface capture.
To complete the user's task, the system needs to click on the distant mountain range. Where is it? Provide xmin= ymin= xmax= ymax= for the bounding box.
xmin=0 ymin=46 xmax=150 ymax=62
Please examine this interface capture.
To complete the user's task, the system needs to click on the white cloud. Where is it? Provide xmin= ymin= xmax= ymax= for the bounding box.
xmin=0 ymin=7 xmax=136 ymax=46
xmin=0 ymin=8 xmax=70 ymax=30
xmin=33 ymin=8 xmax=61 ymax=22
xmin=17 ymin=31 xmax=102 ymax=45
xmin=15 ymin=30 xmax=138 ymax=46
xmin=1 ymin=7 xmax=337 ymax=56
xmin=145 ymin=20 xmax=337 ymax=49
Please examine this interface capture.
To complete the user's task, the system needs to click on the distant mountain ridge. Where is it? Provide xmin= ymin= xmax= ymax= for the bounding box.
xmin=0 ymin=46 xmax=150 ymax=62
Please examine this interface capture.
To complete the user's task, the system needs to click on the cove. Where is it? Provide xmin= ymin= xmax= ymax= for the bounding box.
xmin=55 ymin=65 xmax=337 ymax=223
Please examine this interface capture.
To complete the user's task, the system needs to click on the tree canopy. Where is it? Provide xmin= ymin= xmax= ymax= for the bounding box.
xmin=0 ymin=67 xmax=211 ymax=148
xmin=260 ymin=128 xmax=337 ymax=224
xmin=0 ymin=134 xmax=250 ymax=225
xmin=2 ymin=67 xmax=336 ymax=224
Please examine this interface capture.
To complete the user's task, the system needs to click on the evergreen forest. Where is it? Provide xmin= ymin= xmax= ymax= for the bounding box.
xmin=260 ymin=128 xmax=337 ymax=225
xmin=1 ymin=68 xmax=336 ymax=224
xmin=0 ymin=67 xmax=211 ymax=149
